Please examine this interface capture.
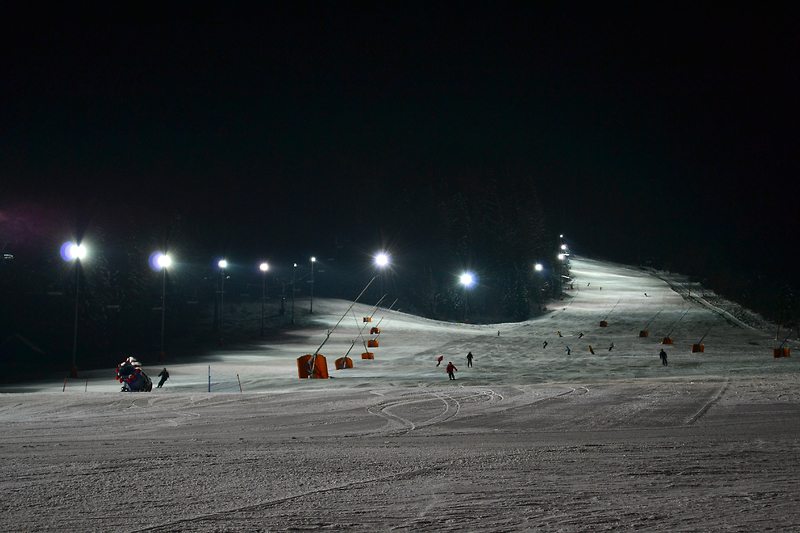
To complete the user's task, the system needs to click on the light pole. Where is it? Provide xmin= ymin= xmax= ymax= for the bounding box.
xmin=460 ymin=272 xmax=474 ymax=323
xmin=309 ymin=256 xmax=316 ymax=314
xmin=291 ymin=262 xmax=297 ymax=324
xmin=61 ymin=242 xmax=86 ymax=378
xmin=260 ymin=262 xmax=269 ymax=336
xmin=375 ymin=252 xmax=389 ymax=304
xmin=218 ymin=259 xmax=227 ymax=345
xmin=151 ymin=252 xmax=171 ymax=360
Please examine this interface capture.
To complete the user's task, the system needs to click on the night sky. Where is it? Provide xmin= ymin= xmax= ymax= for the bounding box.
xmin=3 ymin=5 xmax=799 ymax=285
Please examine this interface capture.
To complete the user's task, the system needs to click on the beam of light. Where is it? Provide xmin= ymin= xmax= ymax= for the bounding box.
xmin=260 ymin=262 xmax=269 ymax=272
xmin=149 ymin=252 xmax=171 ymax=271
xmin=375 ymin=253 xmax=389 ymax=267
xmin=460 ymin=272 xmax=475 ymax=287
xmin=61 ymin=242 xmax=86 ymax=261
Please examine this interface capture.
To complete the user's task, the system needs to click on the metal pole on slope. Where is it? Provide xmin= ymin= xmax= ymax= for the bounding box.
xmin=311 ymin=276 xmax=377 ymax=358
xmin=665 ymin=307 xmax=691 ymax=338
xmin=642 ymin=310 xmax=663 ymax=331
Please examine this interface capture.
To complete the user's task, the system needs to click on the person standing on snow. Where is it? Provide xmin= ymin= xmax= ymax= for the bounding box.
xmin=157 ymin=368 xmax=170 ymax=388
xmin=660 ymin=349 xmax=668 ymax=366
xmin=466 ymin=351 xmax=473 ymax=367
xmin=446 ymin=362 xmax=458 ymax=380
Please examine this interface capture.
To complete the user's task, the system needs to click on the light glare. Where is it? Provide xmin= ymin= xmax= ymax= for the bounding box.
xmin=260 ymin=262 xmax=269 ymax=272
xmin=375 ymin=253 xmax=389 ymax=267
xmin=460 ymin=273 xmax=474 ymax=286
xmin=218 ymin=260 xmax=228 ymax=269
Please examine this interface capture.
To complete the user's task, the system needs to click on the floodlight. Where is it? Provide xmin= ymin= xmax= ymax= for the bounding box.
xmin=260 ymin=262 xmax=269 ymax=272
xmin=535 ymin=263 xmax=544 ymax=272
xmin=218 ymin=259 xmax=228 ymax=269
xmin=460 ymin=273 xmax=475 ymax=286
xmin=375 ymin=253 xmax=389 ymax=267
xmin=61 ymin=242 xmax=86 ymax=261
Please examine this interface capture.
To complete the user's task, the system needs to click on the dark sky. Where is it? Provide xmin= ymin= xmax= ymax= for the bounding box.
xmin=3 ymin=4 xmax=799 ymax=280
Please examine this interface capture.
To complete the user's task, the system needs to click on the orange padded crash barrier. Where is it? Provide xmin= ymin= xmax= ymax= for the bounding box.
xmin=363 ymin=317 xmax=371 ymax=322
xmin=367 ymin=339 xmax=379 ymax=347
xmin=297 ymin=354 xmax=329 ymax=379
xmin=599 ymin=321 xmax=608 ymax=327
xmin=370 ymin=327 xmax=380 ymax=335
xmin=361 ymin=352 xmax=374 ymax=359
xmin=639 ymin=331 xmax=649 ymax=338
xmin=335 ymin=356 xmax=353 ymax=369
xmin=773 ymin=348 xmax=791 ymax=358
xmin=662 ymin=337 xmax=674 ymax=345
xmin=691 ymin=344 xmax=704 ymax=353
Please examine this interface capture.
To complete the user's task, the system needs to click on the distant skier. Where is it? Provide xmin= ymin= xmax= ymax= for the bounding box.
xmin=566 ymin=346 xmax=571 ymax=355
xmin=578 ymin=332 xmax=584 ymax=339
xmin=644 ymin=293 xmax=649 ymax=297
xmin=466 ymin=351 xmax=474 ymax=367
xmin=157 ymin=368 xmax=170 ymax=388
xmin=660 ymin=349 xmax=668 ymax=366
xmin=558 ymin=331 xmax=563 ymax=337
xmin=446 ymin=362 xmax=457 ymax=380
xmin=608 ymin=342 xmax=614 ymax=351
xmin=589 ymin=345 xmax=595 ymax=355
xmin=436 ymin=355 xmax=443 ymax=367
xmin=542 ymin=341 xmax=548 ymax=349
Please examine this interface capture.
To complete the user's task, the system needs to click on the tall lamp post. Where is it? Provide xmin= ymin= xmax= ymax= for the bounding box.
xmin=260 ymin=262 xmax=269 ymax=336
xmin=218 ymin=259 xmax=227 ymax=345
xmin=460 ymin=272 xmax=474 ymax=323
xmin=151 ymin=252 xmax=171 ymax=360
xmin=291 ymin=262 xmax=297 ymax=324
xmin=61 ymin=242 xmax=86 ymax=378
xmin=309 ymin=256 xmax=316 ymax=314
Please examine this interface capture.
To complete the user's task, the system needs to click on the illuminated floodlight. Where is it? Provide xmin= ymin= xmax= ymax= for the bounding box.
xmin=460 ymin=273 xmax=475 ymax=287
xmin=375 ymin=253 xmax=389 ymax=267
xmin=535 ymin=263 xmax=544 ymax=272
xmin=311 ymin=256 xmax=316 ymax=263
xmin=218 ymin=259 xmax=228 ymax=269
xmin=561 ymin=244 xmax=567 ymax=250
xmin=61 ymin=242 xmax=86 ymax=261
xmin=260 ymin=262 xmax=269 ymax=272
xmin=558 ymin=253 xmax=565 ymax=260
xmin=149 ymin=252 xmax=171 ymax=271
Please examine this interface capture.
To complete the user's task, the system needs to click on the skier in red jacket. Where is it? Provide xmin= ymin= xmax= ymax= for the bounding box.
xmin=446 ymin=362 xmax=457 ymax=380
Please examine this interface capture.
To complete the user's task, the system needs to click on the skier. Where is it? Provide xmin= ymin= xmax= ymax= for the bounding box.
xmin=608 ymin=342 xmax=614 ymax=351
xmin=446 ymin=362 xmax=458 ymax=380
xmin=660 ymin=349 xmax=668 ymax=366
xmin=542 ymin=341 xmax=548 ymax=349
xmin=578 ymin=332 xmax=584 ymax=339
xmin=589 ymin=345 xmax=595 ymax=355
xmin=466 ymin=351 xmax=473 ymax=367
xmin=157 ymin=368 xmax=170 ymax=388
xmin=566 ymin=346 xmax=571 ymax=355
xmin=436 ymin=355 xmax=443 ymax=367
xmin=558 ymin=331 xmax=563 ymax=337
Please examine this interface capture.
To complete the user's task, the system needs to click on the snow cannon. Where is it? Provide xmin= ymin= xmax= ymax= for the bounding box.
xmin=116 ymin=357 xmax=153 ymax=392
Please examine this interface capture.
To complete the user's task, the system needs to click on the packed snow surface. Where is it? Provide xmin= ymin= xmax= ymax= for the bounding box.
xmin=2 ymin=257 xmax=799 ymax=532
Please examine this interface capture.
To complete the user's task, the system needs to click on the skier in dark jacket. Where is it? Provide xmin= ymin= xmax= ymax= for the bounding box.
xmin=157 ymin=368 xmax=170 ymax=388
xmin=659 ymin=349 xmax=668 ymax=366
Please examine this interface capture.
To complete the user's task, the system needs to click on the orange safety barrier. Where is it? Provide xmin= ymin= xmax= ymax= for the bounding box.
xmin=638 ymin=331 xmax=649 ymax=338
xmin=335 ymin=356 xmax=353 ymax=369
xmin=691 ymin=344 xmax=704 ymax=353
xmin=363 ymin=317 xmax=371 ymax=322
xmin=370 ymin=327 xmax=380 ymax=335
xmin=367 ymin=339 xmax=379 ymax=348
xmin=297 ymin=354 xmax=329 ymax=379
xmin=599 ymin=321 xmax=608 ymax=327
xmin=773 ymin=348 xmax=791 ymax=358
xmin=361 ymin=352 xmax=374 ymax=359
xmin=662 ymin=337 xmax=674 ymax=345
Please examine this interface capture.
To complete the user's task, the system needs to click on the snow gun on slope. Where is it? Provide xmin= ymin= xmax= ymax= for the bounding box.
xmin=116 ymin=357 xmax=153 ymax=392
